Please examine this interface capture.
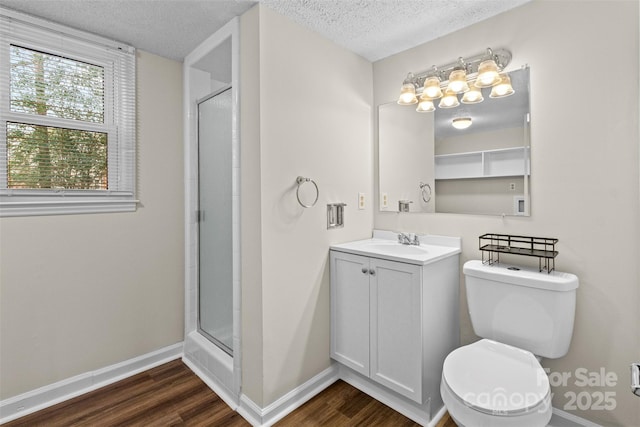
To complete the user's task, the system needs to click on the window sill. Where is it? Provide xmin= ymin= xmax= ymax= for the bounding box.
xmin=0 ymin=198 xmax=139 ymax=217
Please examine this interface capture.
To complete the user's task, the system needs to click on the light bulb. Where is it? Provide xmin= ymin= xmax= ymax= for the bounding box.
xmin=476 ymin=59 xmax=501 ymax=88
xmin=438 ymin=91 xmax=460 ymax=109
xmin=423 ymin=76 xmax=443 ymax=99
xmin=461 ymin=84 xmax=484 ymax=104
xmin=490 ymin=74 xmax=515 ymax=98
xmin=397 ymin=83 xmax=418 ymax=105
xmin=447 ymin=69 xmax=469 ymax=94
xmin=416 ymin=98 xmax=435 ymax=113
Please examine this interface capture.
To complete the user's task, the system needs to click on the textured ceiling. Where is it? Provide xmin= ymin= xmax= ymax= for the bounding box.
xmin=0 ymin=0 xmax=257 ymax=61
xmin=0 ymin=0 xmax=530 ymax=62
xmin=261 ymin=0 xmax=531 ymax=62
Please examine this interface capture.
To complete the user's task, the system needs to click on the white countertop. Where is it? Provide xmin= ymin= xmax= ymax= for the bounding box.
xmin=330 ymin=230 xmax=461 ymax=266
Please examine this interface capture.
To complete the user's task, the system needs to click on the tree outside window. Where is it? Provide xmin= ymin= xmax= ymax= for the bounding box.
xmin=7 ymin=46 xmax=108 ymax=190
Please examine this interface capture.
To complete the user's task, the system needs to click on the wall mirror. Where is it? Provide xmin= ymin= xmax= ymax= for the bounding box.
xmin=379 ymin=67 xmax=530 ymax=216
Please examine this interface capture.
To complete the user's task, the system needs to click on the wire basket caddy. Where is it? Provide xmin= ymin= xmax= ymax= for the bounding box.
xmin=479 ymin=233 xmax=558 ymax=273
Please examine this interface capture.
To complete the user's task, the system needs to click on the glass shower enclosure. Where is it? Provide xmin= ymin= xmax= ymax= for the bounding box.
xmin=197 ymin=87 xmax=233 ymax=355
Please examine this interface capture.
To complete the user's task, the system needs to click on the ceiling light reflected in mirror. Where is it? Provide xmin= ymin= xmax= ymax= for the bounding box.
xmin=452 ymin=117 xmax=472 ymax=129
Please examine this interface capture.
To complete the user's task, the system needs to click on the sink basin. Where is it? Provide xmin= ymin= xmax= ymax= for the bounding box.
xmin=365 ymin=243 xmax=430 ymax=256
xmin=330 ymin=232 xmax=461 ymax=266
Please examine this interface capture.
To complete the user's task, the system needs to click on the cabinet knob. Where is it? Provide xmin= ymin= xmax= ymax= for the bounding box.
xmin=362 ymin=267 xmax=368 ymax=274
xmin=369 ymin=269 xmax=375 ymax=276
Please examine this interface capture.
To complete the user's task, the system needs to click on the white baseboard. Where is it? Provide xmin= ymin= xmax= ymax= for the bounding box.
xmin=550 ymin=407 xmax=603 ymax=427
xmin=235 ymin=362 xmax=444 ymax=427
xmin=429 ymin=405 xmax=448 ymax=427
xmin=238 ymin=364 xmax=339 ymax=427
xmin=338 ymin=365 xmax=433 ymax=426
xmin=0 ymin=342 xmax=183 ymax=425
xmin=182 ymin=354 xmax=238 ymax=411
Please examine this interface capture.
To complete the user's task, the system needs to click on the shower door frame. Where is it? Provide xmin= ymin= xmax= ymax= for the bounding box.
xmin=182 ymin=17 xmax=241 ymax=407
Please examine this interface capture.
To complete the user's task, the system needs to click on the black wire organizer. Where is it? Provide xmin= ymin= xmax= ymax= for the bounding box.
xmin=479 ymin=233 xmax=558 ymax=273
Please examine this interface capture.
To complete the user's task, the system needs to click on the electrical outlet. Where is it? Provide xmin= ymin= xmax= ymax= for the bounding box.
xmin=509 ymin=182 xmax=516 ymax=191
xmin=358 ymin=192 xmax=365 ymax=210
xmin=381 ymin=192 xmax=388 ymax=209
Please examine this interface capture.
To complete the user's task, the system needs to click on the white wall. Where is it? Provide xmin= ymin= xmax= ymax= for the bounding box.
xmin=379 ymin=103 xmax=435 ymax=213
xmin=0 ymin=51 xmax=185 ymax=400
xmin=239 ymin=5 xmax=264 ymax=405
xmin=240 ymin=5 xmax=373 ymax=407
xmin=436 ymin=126 xmax=524 ymax=155
xmin=373 ymin=1 xmax=639 ymax=426
xmin=435 ymin=176 xmax=525 ymax=215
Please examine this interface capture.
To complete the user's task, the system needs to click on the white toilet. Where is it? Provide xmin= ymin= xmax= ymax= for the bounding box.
xmin=441 ymin=260 xmax=579 ymax=427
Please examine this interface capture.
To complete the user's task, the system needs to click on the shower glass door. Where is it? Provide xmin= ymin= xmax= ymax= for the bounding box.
xmin=197 ymin=87 xmax=233 ymax=355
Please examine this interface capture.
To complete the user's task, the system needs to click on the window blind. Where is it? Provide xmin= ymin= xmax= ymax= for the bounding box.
xmin=10 ymin=45 xmax=106 ymax=123
xmin=0 ymin=8 xmax=137 ymax=216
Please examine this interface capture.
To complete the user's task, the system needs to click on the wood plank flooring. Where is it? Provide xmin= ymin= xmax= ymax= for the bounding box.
xmin=4 ymin=360 xmax=456 ymax=426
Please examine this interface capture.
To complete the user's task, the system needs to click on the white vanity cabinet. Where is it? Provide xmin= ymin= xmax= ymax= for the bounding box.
xmin=330 ymin=246 xmax=459 ymax=405
xmin=330 ymin=251 xmax=371 ymax=376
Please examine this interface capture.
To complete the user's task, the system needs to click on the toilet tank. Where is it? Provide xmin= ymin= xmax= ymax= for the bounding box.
xmin=464 ymin=260 xmax=579 ymax=359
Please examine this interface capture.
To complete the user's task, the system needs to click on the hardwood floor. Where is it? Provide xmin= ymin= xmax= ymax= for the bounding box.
xmin=276 ymin=380 xmax=455 ymax=427
xmin=4 ymin=360 xmax=456 ymax=426
xmin=4 ymin=360 xmax=248 ymax=427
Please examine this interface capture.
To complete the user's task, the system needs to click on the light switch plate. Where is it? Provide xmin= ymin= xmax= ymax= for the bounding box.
xmin=381 ymin=193 xmax=388 ymax=209
xmin=358 ymin=193 xmax=365 ymax=210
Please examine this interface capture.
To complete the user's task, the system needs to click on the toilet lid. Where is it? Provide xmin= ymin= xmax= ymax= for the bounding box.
xmin=443 ymin=339 xmax=550 ymax=415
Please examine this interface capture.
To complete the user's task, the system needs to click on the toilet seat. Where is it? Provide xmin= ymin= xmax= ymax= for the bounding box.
xmin=442 ymin=339 xmax=550 ymax=416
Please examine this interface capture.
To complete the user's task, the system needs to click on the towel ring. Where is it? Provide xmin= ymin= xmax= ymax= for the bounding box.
xmin=296 ymin=176 xmax=319 ymax=208
xmin=419 ymin=182 xmax=432 ymax=203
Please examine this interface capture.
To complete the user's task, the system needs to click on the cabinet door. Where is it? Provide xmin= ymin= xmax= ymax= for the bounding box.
xmin=330 ymin=251 xmax=370 ymax=376
xmin=370 ymin=258 xmax=423 ymax=403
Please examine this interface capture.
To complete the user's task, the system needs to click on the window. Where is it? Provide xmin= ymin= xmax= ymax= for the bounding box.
xmin=0 ymin=8 xmax=136 ymax=216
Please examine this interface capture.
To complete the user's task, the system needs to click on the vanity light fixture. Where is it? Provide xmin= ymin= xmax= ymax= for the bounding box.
xmin=447 ymin=69 xmax=469 ymax=93
xmin=452 ymin=117 xmax=472 ymax=129
xmin=446 ymin=59 xmax=470 ymax=94
xmin=397 ymin=72 xmax=418 ymax=105
xmin=416 ymin=98 xmax=435 ymax=113
xmin=476 ymin=59 xmax=502 ymax=87
xmin=397 ymin=47 xmax=512 ymax=113
xmin=423 ymin=75 xmax=443 ymax=99
xmin=439 ymin=90 xmax=460 ymax=109
xmin=490 ymin=73 xmax=515 ymax=98
xmin=461 ymin=83 xmax=484 ymax=104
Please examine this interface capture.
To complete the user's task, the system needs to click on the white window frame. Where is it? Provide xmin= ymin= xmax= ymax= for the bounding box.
xmin=0 ymin=7 xmax=137 ymax=216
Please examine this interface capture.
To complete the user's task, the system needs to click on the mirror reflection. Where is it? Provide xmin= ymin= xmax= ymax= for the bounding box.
xmin=379 ymin=67 xmax=530 ymax=216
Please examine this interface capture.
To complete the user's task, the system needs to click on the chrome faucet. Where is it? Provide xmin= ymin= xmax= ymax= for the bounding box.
xmin=398 ymin=232 xmax=420 ymax=246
